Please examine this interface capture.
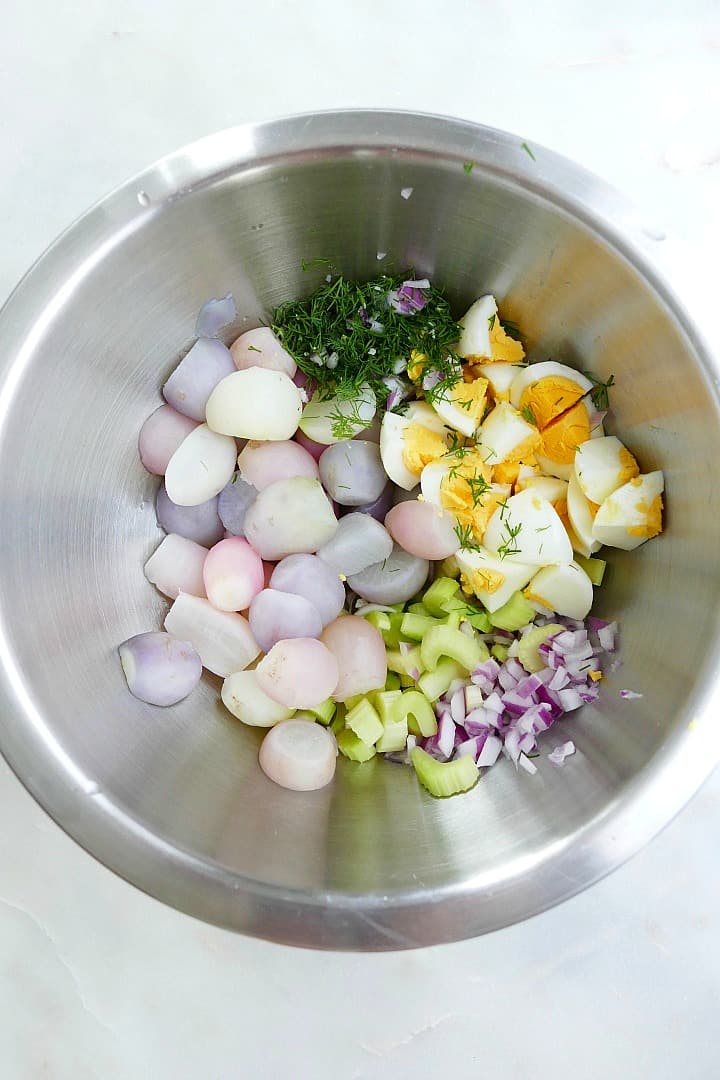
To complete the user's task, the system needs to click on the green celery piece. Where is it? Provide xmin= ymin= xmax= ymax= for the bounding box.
xmin=373 ymin=689 xmax=404 ymax=724
xmin=399 ymin=672 xmax=416 ymax=688
xmin=516 ymin=622 xmax=564 ymax=673
xmin=330 ymin=703 xmax=346 ymax=735
xmin=376 ymin=717 xmax=408 ymax=752
xmin=385 ymin=670 xmax=401 ymax=692
xmin=490 ymin=591 xmax=536 ymax=632
xmin=400 ymin=612 xmax=440 ymax=641
xmin=467 ymin=611 xmax=492 ymax=632
xmin=411 ymin=747 xmax=479 ymax=797
xmin=382 ymin=611 xmax=405 ymax=648
xmin=386 ymin=650 xmax=407 ymax=675
xmin=491 ymin=643 xmax=509 ymax=662
xmin=344 ymin=693 xmax=366 ymax=712
xmin=362 ymin=610 xmax=391 ymax=633
xmin=337 ymin=728 xmax=376 ymax=762
xmin=303 ymin=698 xmax=336 ymax=726
xmin=391 ymin=690 xmax=437 ymax=737
xmin=444 ymin=611 xmax=462 ymax=631
xmin=574 ymin=553 xmax=607 ymax=586
xmin=345 ymin=698 xmax=384 ymax=746
xmin=417 ymin=659 xmax=465 ymax=702
xmin=407 ymin=602 xmax=430 ymax=617
xmin=420 ymin=625 xmax=488 ymax=673
xmin=422 ymin=576 xmax=461 ymax=617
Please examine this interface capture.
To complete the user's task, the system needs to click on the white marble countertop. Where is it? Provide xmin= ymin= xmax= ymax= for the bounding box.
xmin=2 ymin=2 xmax=719 ymax=1077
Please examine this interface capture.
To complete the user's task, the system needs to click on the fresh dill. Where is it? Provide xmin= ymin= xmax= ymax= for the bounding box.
xmin=521 ymin=141 xmax=536 ymax=161
xmin=454 ymin=523 xmax=482 ymax=551
xmin=497 ymin=521 xmax=523 ymax=560
xmin=583 ymin=372 xmax=616 ymax=411
xmin=463 ymin=161 xmax=475 ymax=175
xmin=457 ymin=398 xmax=475 ymax=411
xmin=301 ymin=257 xmax=333 ymax=272
xmin=447 ymin=432 xmax=470 ymax=457
xmin=272 ymin=271 xmax=462 ymax=405
xmin=521 ymin=404 xmax=536 ymax=426
xmin=328 ymin=400 xmax=367 ymax=439
xmin=497 ymin=498 xmax=509 ymax=520
xmin=488 ymin=314 xmax=496 ymax=331
xmin=499 ymin=317 xmax=522 ymax=340
xmin=465 ymin=474 xmax=491 ymax=507
xmin=247 ymin=344 xmax=262 ymax=354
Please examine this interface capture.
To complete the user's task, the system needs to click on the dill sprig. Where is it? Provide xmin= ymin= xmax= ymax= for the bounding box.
xmin=497 ymin=521 xmax=523 ymax=560
xmin=272 ymin=271 xmax=461 ymax=404
xmin=465 ymin=474 xmax=491 ymax=507
xmin=521 ymin=404 xmax=537 ymax=426
xmin=583 ymin=371 xmax=616 ymax=411
xmin=454 ymin=523 xmax=482 ymax=551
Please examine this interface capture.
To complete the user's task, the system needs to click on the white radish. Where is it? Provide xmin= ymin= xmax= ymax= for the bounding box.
xmin=205 ymin=369 xmax=302 ymax=440
xmin=221 ymin=669 xmax=294 ymax=727
xmin=269 ymin=554 xmax=345 ymax=627
xmin=138 ymin=405 xmax=198 ymax=476
xmin=259 ymin=720 xmax=338 ymax=791
xmin=320 ymin=615 xmax=387 ymax=701
xmin=237 ymin=439 xmax=319 ymax=491
xmin=203 ymin=537 xmax=264 ymax=612
xmin=144 ymin=534 xmax=208 ymax=600
xmin=256 ymin=639 xmax=339 ymax=709
xmin=230 ymin=327 xmax=297 ymax=378
xmin=164 ymin=592 xmax=259 ymax=677
xmin=384 ymin=501 xmax=460 ymax=560
xmin=165 ymin=423 xmax=237 ymax=507
xmin=243 ymin=477 xmax=338 ymax=560
xmin=249 ymin=589 xmax=323 ymax=653
xmin=317 ymin=514 xmax=393 ymax=576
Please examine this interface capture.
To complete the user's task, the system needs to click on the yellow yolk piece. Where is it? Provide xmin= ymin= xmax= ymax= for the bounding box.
xmin=505 ymin=429 xmax=543 ymax=464
xmin=491 ymin=460 xmax=535 ymax=487
xmin=407 ymin=350 xmax=429 ymax=383
xmin=541 ymin=401 xmax=591 ymax=465
xmin=619 ymin=446 xmax=641 ymax=484
xmin=627 ymin=494 xmax=664 ymax=538
xmin=401 ymin=424 xmax=449 ymax=477
xmin=589 ymin=670 xmax=603 ymax=682
xmin=524 ymin=587 xmax=552 ymax=609
xmin=489 ymin=322 xmax=525 ymax=363
xmin=519 ymin=376 xmax=586 ymax=431
xmin=438 ymin=451 xmax=498 ymax=541
xmin=461 ymin=567 xmax=505 ymax=597
xmin=449 ymin=377 xmax=488 ymax=426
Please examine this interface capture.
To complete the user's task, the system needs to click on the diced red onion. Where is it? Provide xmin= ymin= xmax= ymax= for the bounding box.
xmin=436 ymin=714 xmax=456 ymax=759
xmin=518 ymin=753 xmax=538 ymax=775
xmin=620 ymin=688 xmax=643 ymax=700
xmin=476 ymin=735 xmax=502 ymax=767
xmin=450 ymin=688 xmax=466 ymax=724
xmin=548 ymin=741 xmax=576 ymax=766
xmin=195 ymin=293 xmax=236 ymax=337
xmin=598 ymin=622 xmax=618 ymax=652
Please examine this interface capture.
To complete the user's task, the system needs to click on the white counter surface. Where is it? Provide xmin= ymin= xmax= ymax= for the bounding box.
xmin=2 ymin=2 xmax=719 ymax=1076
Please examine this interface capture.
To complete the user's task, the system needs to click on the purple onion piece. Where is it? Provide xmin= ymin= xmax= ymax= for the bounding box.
xmin=195 ymin=293 xmax=237 ymax=337
xmin=118 ymin=632 xmax=202 ymax=706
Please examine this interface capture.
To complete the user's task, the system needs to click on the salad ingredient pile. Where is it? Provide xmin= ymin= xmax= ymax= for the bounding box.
xmin=122 ymin=273 xmax=664 ymax=797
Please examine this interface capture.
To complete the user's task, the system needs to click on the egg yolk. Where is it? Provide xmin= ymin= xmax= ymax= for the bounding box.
xmin=627 ymin=494 xmax=663 ymax=538
xmin=541 ymin=401 xmax=591 ymax=465
xmin=402 ymin=424 xmax=449 ymax=476
xmin=524 ymin=586 xmax=552 ymax=610
xmin=407 ymin=350 xmax=429 ymax=383
xmin=618 ymin=446 xmax=640 ymax=485
xmin=449 ymin=377 xmax=488 ymax=425
xmin=505 ymin=428 xmax=543 ymax=464
xmin=462 ymin=566 xmax=506 ymax=597
xmin=489 ymin=322 xmax=525 ymax=363
xmin=436 ymin=451 xmax=497 ymax=541
xmin=519 ymin=376 xmax=585 ymax=430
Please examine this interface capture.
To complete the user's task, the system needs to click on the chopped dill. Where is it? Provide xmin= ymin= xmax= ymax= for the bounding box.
xmin=521 ymin=141 xmax=536 ymax=161
xmin=272 ymin=271 xmax=461 ymax=405
xmin=497 ymin=521 xmax=523 ymax=560
xmin=463 ymin=161 xmax=476 ymax=175
xmin=583 ymin=371 xmax=616 ymax=411
xmin=488 ymin=314 xmax=496 ymax=331
xmin=454 ymin=523 xmax=482 ymax=551
xmin=521 ymin=404 xmax=536 ymax=425
xmin=465 ymin=474 xmax=491 ymax=507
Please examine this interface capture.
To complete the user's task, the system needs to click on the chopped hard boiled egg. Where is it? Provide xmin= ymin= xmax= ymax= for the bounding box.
xmin=458 ymin=296 xmax=525 ymax=363
xmin=524 ymin=562 xmax=594 ymax=620
xmin=476 ymin=401 xmax=542 ymax=465
xmin=455 ymin=545 xmax=536 ymax=613
xmin=421 ymin=450 xmax=508 ymax=543
xmin=566 ymin=472 xmax=601 ymax=558
xmin=510 ymin=362 xmax=593 ymax=428
xmin=380 ymin=402 xmax=450 ymax=490
xmin=535 ymin=400 xmax=592 ymax=479
xmin=592 ymin=471 xmax=664 ymax=550
xmin=483 ymin=489 xmax=573 ymax=566
xmin=432 ymin=376 xmax=488 ymax=438
xmin=471 ymin=361 xmax=524 ymax=401
xmin=574 ymin=435 xmax=639 ymax=505
xmin=517 ymin=474 xmax=568 ymax=503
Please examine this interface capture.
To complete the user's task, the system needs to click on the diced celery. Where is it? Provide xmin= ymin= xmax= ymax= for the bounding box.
xmin=422 ymin=576 xmax=461 ymax=617
xmin=374 ymin=689 xmax=404 ymax=724
xmin=417 ymin=659 xmax=465 ymax=702
xmin=574 ymin=553 xmax=607 ymax=586
xmin=420 ymin=625 xmax=489 ymax=673
xmin=337 ymin=728 xmax=377 ymax=762
xmin=385 ymin=670 xmax=401 ymax=692
xmin=491 ymin=643 xmax=509 ymax=662
xmin=391 ymin=690 xmax=438 ymax=737
xmin=516 ymin=622 xmax=565 ymax=673
xmin=466 ymin=611 xmax=492 ymax=632
xmin=400 ymin=612 xmax=439 ymax=641
xmin=330 ymin=703 xmax=346 ymax=735
xmin=438 ymin=555 xmax=461 ymax=580
xmin=362 ymin=610 xmax=391 ymax=633
xmin=345 ymin=698 xmax=384 ymax=745
xmin=407 ymin=602 xmax=431 ymax=617
xmin=444 ymin=611 xmax=462 ymax=631
xmin=411 ymin=747 xmax=479 ymax=797
xmin=399 ymin=672 xmax=416 ymax=688
xmin=490 ymin=591 xmax=536 ymax=632
xmin=376 ymin=717 xmax=409 ymax=752
xmin=386 ymin=650 xmax=407 ymax=675
xmin=344 ymin=693 xmax=366 ymax=712
xmin=300 ymin=698 xmax=336 ymax=726
xmin=383 ymin=612 xmax=405 ymax=648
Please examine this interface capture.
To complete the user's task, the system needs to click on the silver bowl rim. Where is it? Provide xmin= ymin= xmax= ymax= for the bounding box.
xmin=1 ymin=108 xmax=719 ymax=950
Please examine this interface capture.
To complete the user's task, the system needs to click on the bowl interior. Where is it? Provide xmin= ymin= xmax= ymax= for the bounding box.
xmin=1 ymin=113 xmax=719 ymax=948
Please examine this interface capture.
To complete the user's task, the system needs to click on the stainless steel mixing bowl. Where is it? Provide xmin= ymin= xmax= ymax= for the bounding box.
xmin=0 ymin=110 xmax=719 ymax=950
